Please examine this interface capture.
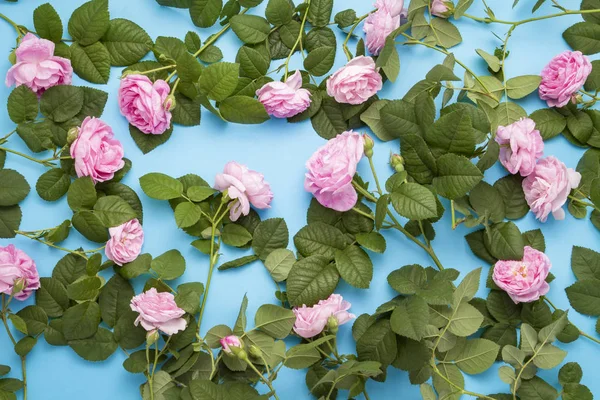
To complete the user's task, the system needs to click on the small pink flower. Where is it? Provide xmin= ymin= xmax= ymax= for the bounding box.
xmin=0 ymin=245 xmax=40 ymax=301
xmin=539 ymin=51 xmax=592 ymax=108
xmin=363 ymin=10 xmax=400 ymax=56
xmin=105 ymin=219 xmax=144 ymax=266
xmin=293 ymin=294 xmax=355 ymax=338
xmin=118 ymin=74 xmax=172 ymax=135
xmin=130 ymin=288 xmax=187 ymax=335
xmin=256 ymin=70 xmax=311 ymax=118
xmin=493 ymin=246 xmax=551 ymax=304
xmin=70 ymin=117 xmax=125 ymax=184
xmin=522 ymin=156 xmax=582 ymax=222
xmin=214 ymin=162 xmax=273 ymax=222
xmin=326 ymin=56 xmax=383 ymax=105
xmin=220 ymin=335 xmax=242 ymax=354
xmin=305 ymin=131 xmax=364 ymax=212
xmin=5 ymin=33 xmax=72 ymax=95
xmin=495 ymin=118 xmax=544 ymax=177
xmin=430 ymin=0 xmax=453 ymax=18
xmin=375 ymin=0 xmax=405 ymax=17
xmin=316 ymin=294 xmax=356 ymax=326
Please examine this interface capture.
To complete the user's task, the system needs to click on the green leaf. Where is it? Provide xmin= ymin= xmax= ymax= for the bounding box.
xmin=469 ymin=181 xmax=506 ymax=222
xmin=376 ymin=38 xmax=400 ymax=82
xmin=559 ymin=362 xmax=583 ymax=385
xmin=494 ymin=174 xmax=528 ymax=220
xmin=222 ymin=224 xmax=253 ymax=247
xmin=308 ymin=0 xmax=333 ymax=27
xmin=33 ymin=3 xmax=63 ymax=43
xmin=387 ymin=265 xmax=427 ymax=295
xmin=563 ymin=22 xmax=600 ymax=55
xmin=35 ymin=278 xmax=69 ymax=318
xmin=99 ymin=274 xmax=134 ymax=328
xmin=355 ymin=232 xmax=386 ymax=253
xmin=455 ymin=339 xmax=499 ymax=374
xmin=236 ymin=45 xmax=270 ymax=79
xmin=294 ymin=222 xmax=349 ymax=259
xmin=52 ymin=253 xmax=87 ymax=286
xmin=255 ymin=304 xmax=295 ymax=339
xmin=118 ymin=253 xmax=152 ymax=280
xmin=334 ymin=246 xmax=373 ymax=289
xmin=263 ymin=249 xmax=295 ymax=282
xmin=433 ymin=154 xmax=483 ymax=200
xmin=140 ymin=173 xmax=184 ymax=200
xmin=533 ymin=343 xmax=567 ymax=369
xmin=568 ymin=111 xmax=594 ymax=143
xmin=390 ymin=296 xmax=429 ymax=341
xmin=15 ymin=122 xmax=53 ymax=153
xmin=230 ymin=15 xmax=271 ymax=44
xmin=304 ymin=47 xmax=336 ymax=77
xmin=266 ymin=0 xmax=293 ymax=26
xmin=198 ymin=62 xmax=239 ymax=101
xmin=219 ymin=96 xmax=270 ymax=124
xmin=447 ymin=303 xmax=484 ymax=337
xmin=381 ymin=99 xmax=420 ymax=138
xmin=334 ymin=9 xmax=356 ymax=28
xmin=529 ymin=108 xmax=566 ymax=140
xmin=565 ymin=280 xmax=600 ymax=316
xmin=189 ymin=0 xmax=223 ymax=28
xmin=252 ymin=218 xmax=289 ymax=260
xmin=563 ymin=383 xmax=593 ymax=400
xmin=425 ymin=109 xmax=475 ymax=156
xmin=102 ymin=18 xmax=153 ymax=66
xmin=218 ymin=255 xmax=259 ymax=271
xmin=0 ymin=170 xmax=30 ymax=206
xmin=517 ymin=376 xmax=559 ymax=400
xmin=68 ymin=0 xmax=110 ymax=46
xmin=16 ymin=305 xmax=48 ymax=336
xmin=571 ymin=246 xmax=600 ymax=281
xmin=72 ymin=211 xmax=108 ymax=242
xmin=431 ymin=18 xmax=462 ymax=48
xmin=174 ymin=282 xmax=204 ymax=314
xmin=356 ymin=319 xmax=397 ymax=367
xmin=486 ymin=222 xmax=524 ymax=260
xmin=287 ymin=255 xmax=340 ymax=306
xmin=114 ymin=311 xmax=146 ymax=350
xmin=70 ymin=327 xmax=118 ymax=361
xmin=475 ymin=49 xmax=500 ymax=72
xmin=93 ymin=195 xmax=137 ymax=227
xmin=15 ymin=337 xmax=37 ymax=357
xmin=36 ymin=168 xmax=70 ymax=202
xmin=0 ymin=206 xmax=21 ymax=239
xmin=453 ymin=268 xmax=482 ymax=307
xmin=311 ymin=98 xmax=348 ymax=139
xmin=426 ymin=64 xmax=460 ymax=82
xmin=522 ymin=229 xmax=546 ymax=252
xmin=390 ymin=182 xmax=438 ymax=220
xmin=67 ymin=177 xmax=97 ymax=211
xmin=67 ymin=276 xmax=102 ymax=301
xmin=151 ymin=249 xmax=186 ymax=280
xmin=506 ymin=75 xmax=542 ymax=99
xmin=62 ymin=301 xmax=101 ymax=341
xmin=174 ymin=202 xmax=202 ymax=228
xmin=7 ymin=86 xmax=38 ymax=124
xmin=70 ymin=42 xmax=111 ymax=84
xmin=401 ymin=134 xmax=438 ymax=184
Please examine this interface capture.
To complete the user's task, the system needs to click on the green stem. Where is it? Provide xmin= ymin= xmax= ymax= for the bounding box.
xmin=2 ymin=295 xmax=27 ymax=400
xmin=193 ymin=8 xmax=249 ymax=58
xmin=568 ymin=195 xmax=600 ymax=212
xmin=450 ymin=200 xmax=457 ymax=230
xmin=246 ymin=359 xmax=280 ymax=400
xmin=463 ymin=8 xmax=600 ymax=27
xmin=0 ymin=129 xmax=16 ymax=144
xmin=579 ymin=330 xmax=600 ymax=345
xmin=283 ymin=0 xmax=311 ymax=80
xmin=0 ymin=147 xmax=56 ymax=167
xmin=0 ymin=13 xmax=24 ymax=38
xmin=342 ymin=13 xmax=370 ymax=61
xmin=136 ymin=64 xmax=176 ymax=76
xmin=367 ymin=156 xmax=382 ymax=195
xmin=15 ymin=231 xmax=104 ymax=259
xmin=431 ymin=363 xmax=494 ymax=400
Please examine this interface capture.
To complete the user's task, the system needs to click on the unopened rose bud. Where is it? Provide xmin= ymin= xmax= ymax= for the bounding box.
xmin=146 ymin=330 xmax=160 ymax=346
xmin=249 ymin=345 xmax=262 ymax=358
xmin=164 ymin=94 xmax=176 ymax=111
xmin=390 ymin=154 xmax=405 ymax=173
xmin=11 ymin=277 xmax=26 ymax=296
xmin=572 ymin=94 xmax=584 ymax=104
xmin=8 ymin=50 xmax=16 ymax=65
xmin=220 ymin=335 xmax=244 ymax=356
xmin=67 ymin=127 xmax=79 ymax=144
xmin=220 ymin=190 xmax=230 ymax=204
xmin=327 ymin=315 xmax=339 ymax=334
xmin=431 ymin=0 xmax=454 ymax=18
xmin=363 ymin=134 xmax=374 ymax=158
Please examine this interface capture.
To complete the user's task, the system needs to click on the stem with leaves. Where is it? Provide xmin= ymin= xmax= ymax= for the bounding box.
xmin=0 ymin=13 xmax=26 ymax=43
xmin=283 ymin=0 xmax=311 ymax=80
xmin=1 ymin=294 xmax=27 ymax=400
xmin=0 ymin=146 xmax=64 ymax=168
xmin=342 ymin=12 xmax=370 ymax=61
xmin=15 ymin=230 xmax=105 ymax=260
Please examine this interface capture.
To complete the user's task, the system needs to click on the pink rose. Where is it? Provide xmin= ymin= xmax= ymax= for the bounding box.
xmin=326 ymin=56 xmax=383 ymax=105
xmin=539 ymin=51 xmax=592 ymax=108
xmin=522 ymin=156 xmax=582 ymax=222
xmin=118 ymin=74 xmax=172 ymax=135
xmin=220 ymin=335 xmax=243 ymax=354
xmin=495 ymin=118 xmax=544 ymax=177
xmin=256 ymin=70 xmax=311 ymax=118
xmin=70 ymin=117 xmax=125 ymax=184
xmin=293 ymin=294 xmax=355 ymax=338
xmin=430 ymin=0 xmax=454 ymax=18
xmin=363 ymin=10 xmax=400 ymax=56
xmin=493 ymin=246 xmax=551 ymax=304
xmin=5 ymin=33 xmax=72 ymax=95
xmin=0 ymin=245 xmax=40 ymax=301
xmin=214 ymin=162 xmax=273 ymax=222
xmin=130 ymin=288 xmax=187 ymax=335
xmin=105 ymin=219 xmax=144 ymax=266
xmin=305 ymin=131 xmax=364 ymax=212
xmin=375 ymin=0 xmax=405 ymax=17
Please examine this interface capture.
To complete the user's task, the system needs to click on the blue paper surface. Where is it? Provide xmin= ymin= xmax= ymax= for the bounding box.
xmin=0 ymin=0 xmax=598 ymax=398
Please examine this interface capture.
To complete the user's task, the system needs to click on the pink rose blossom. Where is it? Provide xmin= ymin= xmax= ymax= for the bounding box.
xmin=375 ymin=0 xmax=404 ymax=17
xmin=130 ymin=288 xmax=187 ymax=335
xmin=522 ymin=156 xmax=582 ymax=222
xmin=495 ymin=118 xmax=544 ymax=177
xmin=305 ymin=131 xmax=364 ymax=212
xmin=214 ymin=162 xmax=273 ymax=222
xmin=493 ymin=246 xmax=551 ymax=304
xmin=363 ymin=10 xmax=400 ymax=56
xmin=326 ymin=56 xmax=383 ymax=105
xmin=105 ymin=219 xmax=144 ymax=266
xmin=220 ymin=335 xmax=242 ymax=354
xmin=5 ymin=33 xmax=72 ymax=95
xmin=430 ymin=0 xmax=453 ymax=18
xmin=293 ymin=294 xmax=355 ymax=339
xmin=256 ymin=70 xmax=311 ymax=118
xmin=0 ymin=245 xmax=40 ymax=301
xmin=539 ymin=51 xmax=592 ymax=108
xmin=70 ymin=117 xmax=125 ymax=184
xmin=118 ymin=74 xmax=172 ymax=135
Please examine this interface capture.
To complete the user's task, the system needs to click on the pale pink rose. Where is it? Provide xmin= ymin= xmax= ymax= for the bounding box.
xmin=70 ymin=117 xmax=125 ymax=184
xmin=363 ymin=10 xmax=400 ymax=56
xmin=539 ymin=51 xmax=592 ymax=108
xmin=316 ymin=294 xmax=356 ymax=326
xmin=214 ymin=162 xmax=273 ymax=221
xmin=256 ymin=70 xmax=311 ymax=118
xmin=375 ymin=0 xmax=404 ymax=17
xmin=305 ymin=131 xmax=364 ymax=212
xmin=105 ymin=219 xmax=144 ymax=266
xmin=493 ymin=246 xmax=551 ymax=304
xmin=0 ymin=245 xmax=40 ymax=301
xmin=495 ymin=118 xmax=544 ymax=177
xmin=522 ymin=156 xmax=582 ymax=222
xmin=430 ymin=0 xmax=453 ymax=18
xmin=220 ymin=335 xmax=242 ymax=354
xmin=130 ymin=288 xmax=187 ymax=335
xmin=293 ymin=305 xmax=329 ymax=338
xmin=5 ymin=33 xmax=72 ymax=95
xmin=326 ymin=56 xmax=383 ymax=105
xmin=118 ymin=74 xmax=172 ymax=135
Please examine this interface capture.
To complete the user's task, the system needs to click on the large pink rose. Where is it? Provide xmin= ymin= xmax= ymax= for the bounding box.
xmin=326 ymin=56 xmax=383 ymax=105
xmin=130 ymin=288 xmax=187 ymax=335
xmin=375 ymin=0 xmax=404 ymax=17
xmin=256 ymin=70 xmax=311 ymax=118
xmin=118 ymin=74 xmax=172 ymax=135
xmin=305 ymin=131 xmax=364 ymax=212
xmin=70 ymin=117 xmax=125 ymax=184
xmin=522 ymin=156 xmax=582 ymax=222
xmin=363 ymin=10 xmax=400 ymax=56
xmin=5 ymin=33 xmax=72 ymax=95
xmin=539 ymin=51 xmax=592 ymax=108
xmin=430 ymin=0 xmax=453 ymax=18
xmin=105 ymin=219 xmax=144 ymax=266
xmin=292 ymin=294 xmax=355 ymax=338
xmin=493 ymin=246 xmax=551 ymax=304
xmin=214 ymin=162 xmax=273 ymax=221
xmin=0 ymin=245 xmax=40 ymax=301
xmin=220 ymin=335 xmax=243 ymax=354
xmin=495 ymin=118 xmax=544 ymax=177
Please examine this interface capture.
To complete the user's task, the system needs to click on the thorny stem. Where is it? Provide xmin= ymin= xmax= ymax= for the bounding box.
xmin=2 ymin=294 xmax=27 ymax=400
xmin=0 ymin=147 xmax=59 ymax=167
xmin=463 ymin=9 xmax=600 ymax=27
xmin=283 ymin=0 xmax=311 ymax=80
xmin=542 ymin=296 xmax=600 ymax=346
xmin=342 ymin=13 xmax=370 ymax=61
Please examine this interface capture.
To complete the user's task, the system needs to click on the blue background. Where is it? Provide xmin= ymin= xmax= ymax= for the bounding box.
xmin=0 ymin=0 xmax=599 ymax=399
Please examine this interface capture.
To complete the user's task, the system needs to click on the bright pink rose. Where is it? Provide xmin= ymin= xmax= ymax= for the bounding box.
xmin=214 ymin=162 xmax=273 ymax=222
xmin=522 ymin=156 xmax=582 ymax=222
xmin=495 ymin=118 xmax=544 ymax=177
xmin=375 ymin=0 xmax=404 ymax=17
xmin=118 ymin=74 xmax=172 ymax=135
xmin=493 ymin=246 xmax=551 ymax=304
xmin=363 ymin=10 xmax=400 ymax=55
xmin=5 ymin=33 xmax=72 ymax=95
xmin=256 ymin=70 xmax=311 ymax=118
xmin=305 ymin=131 xmax=364 ymax=212
xmin=220 ymin=335 xmax=242 ymax=354
xmin=293 ymin=294 xmax=355 ymax=338
xmin=70 ymin=117 xmax=125 ymax=184
xmin=539 ymin=51 xmax=592 ymax=108
xmin=0 ymin=245 xmax=40 ymax=301
xmin=430 ymin=0 xmax=453 ymax=18
xmin=326 ymin=56 xmax=383 ymax=105
xmin=105 ymin=219 xmax=144 ymax=266
xmin=130 ymin=288 xmax=187 ymax=335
